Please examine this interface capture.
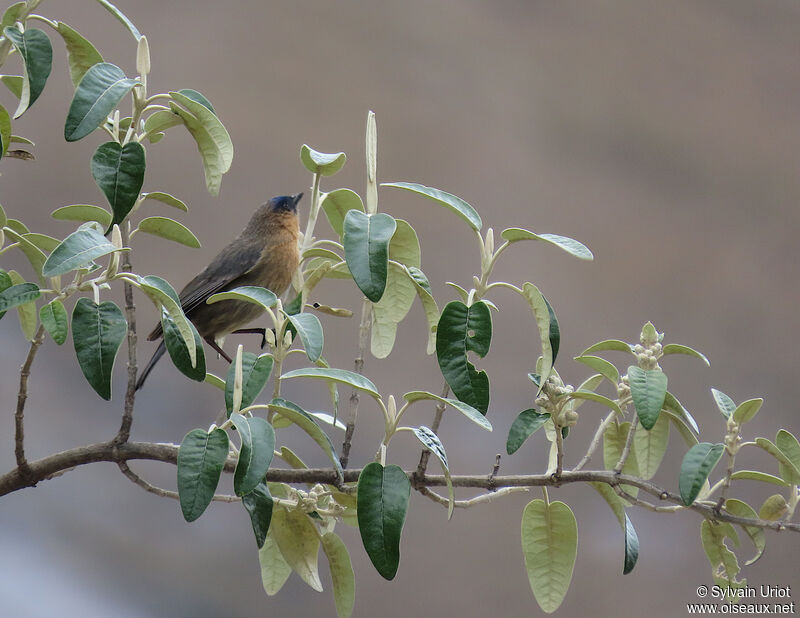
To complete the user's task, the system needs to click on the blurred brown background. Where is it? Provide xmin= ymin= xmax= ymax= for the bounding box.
xmin=1 ymin=1 xmax=799 ymax=616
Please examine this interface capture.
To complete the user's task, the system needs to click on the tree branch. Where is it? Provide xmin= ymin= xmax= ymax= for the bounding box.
xmin=1 ymin=440 xmax=797 ymax=533
xmin=114 ymin=239 xmax=138 ymax=445
xmin=340 ymin=298 xmax=371 ymax=469
xmin=14 ymin=323 xmax=47 ymax=477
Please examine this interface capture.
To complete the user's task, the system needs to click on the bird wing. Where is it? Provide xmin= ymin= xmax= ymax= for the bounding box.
xmin=146 ymin=241 xmax=262 ymax=341
xmin=178 ymin=241 xmax=263 ymax=317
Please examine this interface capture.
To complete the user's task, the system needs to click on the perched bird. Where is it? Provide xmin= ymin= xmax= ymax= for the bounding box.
xmin=135 ymin=193 xmax=303 ymax=390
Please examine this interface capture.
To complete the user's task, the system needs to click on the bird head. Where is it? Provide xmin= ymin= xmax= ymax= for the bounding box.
xmin=267 ymin=193 xmax=303 ymax=214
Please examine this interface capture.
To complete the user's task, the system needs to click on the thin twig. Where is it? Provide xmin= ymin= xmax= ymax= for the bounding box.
xmin=114 ymin=237 xmax=138 ymax=445
xmin=417 ymin=485 xmax=527 ymax=509
xmin=117 ymin=461 xmax=238 ymax=503
xmin=573 ymin=410 xmax=616 ymax=471
xmin=14 ymin=324 xmax=47 ymax=477
xmin=2 ymin=442 xmax=798 ymax=532
xmin=340 ymin=298 xmax=372 ymax=469
xmin=415 ymin=381 xmax=450 ymax=478
xmin=715 ymin=443 xmax=737 ymax=513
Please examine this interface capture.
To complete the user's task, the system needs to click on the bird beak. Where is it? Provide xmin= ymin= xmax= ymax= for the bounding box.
xmin=292 ymin=192 xmax=303 ymax=205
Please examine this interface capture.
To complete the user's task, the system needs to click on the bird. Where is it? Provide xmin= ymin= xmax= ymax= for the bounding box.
xmin=135 ymin=193 xmax=303 ymax=390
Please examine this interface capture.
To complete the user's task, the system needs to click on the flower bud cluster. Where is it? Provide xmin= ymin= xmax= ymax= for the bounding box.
xmin=633 ymin=341 xmax=662 ymax=370
xmin=535 ymin=376 xmax=579 ymax=427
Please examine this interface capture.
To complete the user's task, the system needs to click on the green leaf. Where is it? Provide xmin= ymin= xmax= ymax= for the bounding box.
xmin=162 ymin=311 xmax=206 ymax=382
xmin=0 ymin=282 xmax=39 ymax=314
xmin=242 ymin=483 xmax=273 ymax=548
xmin=96 ymin=0 xmax=142 ymax=40
xmin=64 ymin=63 xmax=138 ymax=141
xmin=0 ymin=102 xmax=10 ymax=157
xmin=701 ymin=520 xmax=740 ymax=585
xmin=169 ymin=91 xmax=233 ymax=195
xmin=268 ymin=398 xmax=344 ymax=478
xmin=404 ymin=265 xmax=439 ymax=355
xmin=632 ymin=412 xmax=670 ymax=479
xmin=663 ymin=391 xmax=700 ymax=434
xmin=435 ymin=300 xmax=491 ymax=414
xmin=138 ymin=275 xmax=196 ymax=368
xmin=521 ymin=499 xmax=578 ymax=613
xmin=730 ymin=470 xmax=788 ymax=487
xmin=518 ymin=283 xmax=554 ymax=387
xmin=143 ymin=109 xmax=182 ymax=142
xmin=382 ymin=181 xmax=481 ymax=231
xmin=21 ymin=233 xmax=58 ymax=253
xmin=580 ymin=339 xmax=634 ymax=355
xmin=91 ymin=141 xmax=146 ymax=229
xmin=300 ymin=144 xmax=346 ymax=176
xmin=756 ymin=437 xmax=800 ymax=485
xmin=135 ymin=216 xmax=199 ymax=248
xmin=230 ymin=413 xmax=275 ymax=496
xmin=1 ymin=3 xmax=25 ymax=30
xmin=259 ymin=531 xmax=292 ymax=596
xmin=543 ymin=295 xmax=560 ymax=365
xmin=711 ymin=388 xmax=736 ymax=420
xmin=5 ymin=217 xmax=29 ymax=234
xmin=281 ymin=367 xmax=379 ymax=399
xmin=39 ymin=299 xmax=68 ymax=344
xmin=321 ymin=188 xmax=363 ymax=237
xmin=3 ymin=26 xmax=52 ymax=118
xmin=402 ymin=391 xmax=492 ymax=431
xmin=4 ymin=271 xmax=36 ymax=338
xmin=724 ymin=499 xmax=765 ymax=565
xmin=627 ymin=366 xmax=667 ymax=430
xmin=567 ymin=390 xmax=623 ymax=417
xmin=501 ymin=228 xmax=593 ymax=260
xmin=321 ymin=532 xmax=356 ymax=618
xmin=371 ymin=261 xmax=416 ymax=358
xmin=4 ymin=228 xmax=47 ymax=279
xmin=357 ymin=463 xmax=411 ymax=580
xmin=51 ymin=204 xmax=113 ymax=227
xmin=271 ymin=507 xmax=323 ymax=591
xmin=589 ymin=483 xmax=639 ymax=574
xmin=225 ymin=352 xmax=274 ymax=415
xmin=286 ymin=312 xmax=324 ymax=362
xmin=574 ymin=355 xmax=619 ymax=384
xmin=53 ymin=22 xmax=104 ymax=87
xmin=661 ymin=343 xmax=709 ymax=366
xmin=412 ymin=425 xmax=455 ymax=518
xmin=176 ymin=88 xmax=215 ymax=114
xmin=388 ymin=218 xmax=421 ymax=268
xmin=507 ymin=409 xmax=550 ymax=455
xmin=342 ymin=210 xmax=396 ymax=302
xmin=206 ymin=285 xmax=278 ymax=311
xmin=43 ymin=227 xmax=117 ymax=277
xmin=141 ymin=191 xmax=188 ymax=212
xmin=732 ymin=398 xmax=763 ymax=425
xmin=71 ymin=298 xmax=126 ymax=399
xmin=0 ymin=74 xmax=23 ymax=98
xmin=679 ymin=442 xmax=725 ymax=505
xmin=603 ymin=421 xmax=640 ymax=497
xmin=776 ymin=429 xmax=800 ymax=482
xmin=176 ymin=428 xmax=229 ymax=522
xmin=0 ymin=203 xmax=6 ymax=227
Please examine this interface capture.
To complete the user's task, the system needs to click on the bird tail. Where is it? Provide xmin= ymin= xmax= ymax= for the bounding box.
xmin=135 ymin=340 xmax=167 ymax=391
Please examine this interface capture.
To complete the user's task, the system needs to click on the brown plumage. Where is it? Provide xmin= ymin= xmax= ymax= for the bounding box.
xmin=136 ymin=193 xmax=302 ymax=390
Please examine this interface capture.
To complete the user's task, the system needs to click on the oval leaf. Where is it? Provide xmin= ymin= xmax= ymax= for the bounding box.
xmin=402 ymin=391 xmax=492 ymax=431
xmin=51 ymin=204 xmax=113 ymax=227
xmin=627 ymin=365 xmax=667 ymax=430
xmin=271 ymin=507 xmax=323 ymax=591
xmin=280 ymin=367 xmax=379 ymax=399
xmin=162 ymin=311 xmax=206 ymax=382
xmin=662 ymin=343 xmax=710 ymax=366
xmin=357 ymin=463 xmax=411 ymax=580
xmin=53 ymin=21 xmax=104 ymax=87
xmin=382 ymin=181 xmax=481 ymax=231
xmin=729 ymin=470 xmax=788 ymax=487
xmin=300 ymin=144 xmax=346 ymax=176
xmin=574 ymin=355 xmax=619 ymax=384
xmin=135 ymin=216 xmax=199 ymax=248
xmin=711 ymin=388 xmax=736 ymax=420
xmin=342 ymin=210 xmax=396 ymax=302
xmin=64 ymin=63 xmax=138 ymax=141
xmin=507 ymin=409 xmax=551 ymax=455
xmin=141 ymin=191 xmax=188 ymax=212
xmin=412 ymin=425 xmax=454 ymax=518
xmin=724 ymin=498 xmax=765 ymax=566
xmin=225 ymin=352 xmax=274 ymax=415
xmin=259 ymin=531 xmax=292 ymax=596
xmin=3 ymin=26 xmax=52 ymax=118
xmin=519 ymin=283 xmax=554 ymax=387
xmin=435 ymin=300 xmax=491 ymax=415
xmin=521 ymin=499 xmax=578 ymax=613
xmin=230 ymin=413 xmax=275 ymax=496
xmin=177 ymin=428 xmax=229 ymax=522
xmin=679 ymin=442 xmax=725 ymax=506
xmin=733 ymin=398 xmax=763 ymax=425
xmin=0 ymin=282 xmax=39 ymax=314
xmin=207 ymin=285 xmax=278 ymax=311
xmin=286 ymin=312 xmax=324 ymax=362
xmin=321 ymin=532 xmax=356 ymax=618
xmin=321 ymin=188 xmax=363 ymax=237
xmin=632 ymin=412 xmax=670 ymax=479
xmin=91 ymin=141 xmax=146 ymax=229
xmin=581 ymin=339 xmax=634 ymax=355
xmin=71 ymin=298 xmax=126 ymax=400
xmin=501 ymin=228 xmax=593 ymax=260
xmin=242 ymin=483 xmax=273 ymax=549
xmin=39 ymin=299 xmax=68 ymax=345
